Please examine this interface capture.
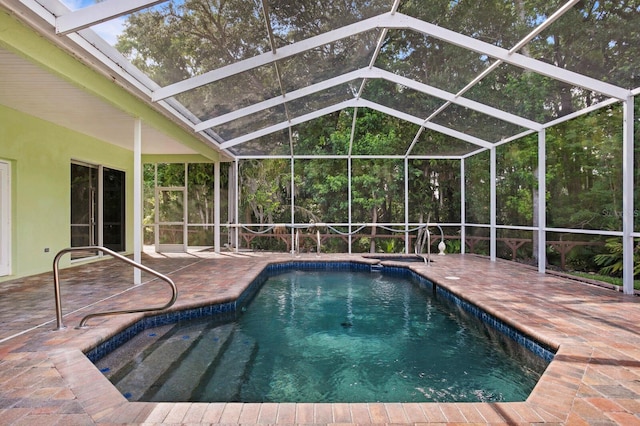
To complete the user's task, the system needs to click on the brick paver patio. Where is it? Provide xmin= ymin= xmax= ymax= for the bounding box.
xmin=1 ymin=251 xmax=639 ymax=424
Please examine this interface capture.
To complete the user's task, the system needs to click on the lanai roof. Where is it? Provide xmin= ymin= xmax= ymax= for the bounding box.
xmin=1 ymin=0 xmax=639 ymax=159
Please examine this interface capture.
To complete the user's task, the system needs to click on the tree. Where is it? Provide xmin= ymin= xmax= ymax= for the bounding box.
xmin=239 ymin=159 xmax=290 ymax=226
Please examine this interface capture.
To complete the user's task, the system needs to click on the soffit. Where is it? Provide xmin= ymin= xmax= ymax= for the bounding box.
xmin=0 ymin=47 xmax=198 ymax=154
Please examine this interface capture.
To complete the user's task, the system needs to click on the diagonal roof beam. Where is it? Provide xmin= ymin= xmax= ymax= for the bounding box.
xmin=194 ymin=70 xmax=365 ymax=132
xmin=402 ymin=1 xmax=579 ymax=156
xmin=194 ymin=67 xmax=540 ymax=133
xmin=220 ymin=98 xmax=492 ymax=150
xmin=348 ymin=0 xmax=402 ymax=157
xmin=154 ymin=11 xmax=628 ymax=103
xmin=368 ymin=68 xmax=541 ymax=130
xmin=390 ymin=13 xmax=629 ymax=100
xmin=56 ymin=0 xmax=166 ymax=35
xmin=220 ymin=101 xmax=354 ymax=149
xmin=151 ymin=14 xmax=388 ymax=102
xmin=445 ymin=0 xmax=581 ymax=103
xmin=357 ymin=99 xmax=493 ymax=148
xmin=354 ymin=0 xmax=402 ymax=100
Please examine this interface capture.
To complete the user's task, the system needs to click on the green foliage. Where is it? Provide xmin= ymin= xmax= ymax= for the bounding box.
xmin=496 ymin=136 xmax=539 ymax=226
xmin=123 ymin=0 xmax=640 ymax=257
xmin=565 ymin=245 xmax=600 ymax=273
xmin=594 ymin=238 xmax=640 ymax=278
xmin=465 ymin=151 xmax=491 ymax=224
xmin=546 ymin=106 xmax=624 ymax=231
xmin=381 ymin=239 xmax=398 ymax=254
xmin=445 ymin=239 xmax=462 ymax=254
xmin=187 ymin=163 xmax=215 ymax=225
xmin=408 ymin=159 xmax=461 ymax=224
xmin=569 ymin=271 xmax=640 ymax=291
xmin=117 ymin=0 xmax=268 ymax=86
xmin=239 ymin=159 xmax=290 ymax=225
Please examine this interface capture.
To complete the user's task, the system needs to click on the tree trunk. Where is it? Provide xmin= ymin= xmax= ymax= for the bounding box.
xmin=370 ymin=206 xmax=377 ymax=253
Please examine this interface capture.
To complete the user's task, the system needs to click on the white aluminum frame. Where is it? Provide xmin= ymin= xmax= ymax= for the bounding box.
xmin=152 ymin=12 xmax=628 ymax=103
xmin=154 ymin=186 xmax=187 ymax=253
xmin=214 ymin=161 xmax=221 ymax=252
xmin=195 ymin=67 xmax=541 ymax=138
xmin=622 ymin=96 xmax=635 ymax=294
xmin=134 ymin=119 xmax=142 ymax=284
xmin=221 ymin=98 xmax=494 ymax=151
xmin=9 ymin=0 xmax=639 ymax=281
xmin=537 ymin=130 xmax=547 ymax=273
xmin=56 ymin=0 xmax=166 ymax=34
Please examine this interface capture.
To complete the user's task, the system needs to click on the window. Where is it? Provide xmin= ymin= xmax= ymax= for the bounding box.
xmin=71 ymin=162 xmax=125 ymax=259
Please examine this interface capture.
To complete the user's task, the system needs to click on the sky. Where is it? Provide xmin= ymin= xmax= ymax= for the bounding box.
xmin=60 ymin=0 xmax=125 ymax=46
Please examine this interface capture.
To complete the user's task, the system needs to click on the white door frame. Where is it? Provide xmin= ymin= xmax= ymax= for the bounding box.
xmin=0 ymin=160 xmax=11 ymax=276
xmin=154 ymin=187 xmax=187 ymax=253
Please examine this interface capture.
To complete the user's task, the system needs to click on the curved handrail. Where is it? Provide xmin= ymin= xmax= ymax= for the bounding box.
xmin=415 ymin=222 xmax=447 ymax=264
xmin=415 ymin=225 xmax=431 ymax=265
xmin=53 ymin=246 xmax=177 ymax=330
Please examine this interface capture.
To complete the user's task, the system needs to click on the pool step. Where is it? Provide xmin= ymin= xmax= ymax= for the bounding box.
xmin=370 ymin=263 xmax=383 ymax=272
xmin=146 ymin=323 xmax=235 ymax=402
xmin=110 ymin=322 xmax=210 ymax=401
xmin=94 ymin=323 xmax=175 ymax=380
xmin=191 ymin=330 xmax=258 ymax=402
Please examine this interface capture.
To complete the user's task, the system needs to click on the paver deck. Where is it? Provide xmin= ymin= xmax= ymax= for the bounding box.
xmin=1 ymin=251 xmax=640 ymax=425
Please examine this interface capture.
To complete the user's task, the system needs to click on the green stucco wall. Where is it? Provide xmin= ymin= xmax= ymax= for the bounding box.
xmin=0 ymin=104 xmax=135 ymax=281
xmin=0 ymin=10 xmax=225 ymax=282
xmin=0 ymin=10 xmax=220 ymax=162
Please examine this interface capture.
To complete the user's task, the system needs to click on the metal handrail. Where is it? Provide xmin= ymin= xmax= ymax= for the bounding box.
xmin=415 ymin=222 xmax=447 ymax=265
xmin=53 ymin=246 xmax=178 ymax=330
xmin=415 ymin=225 xmax=431 ymax=265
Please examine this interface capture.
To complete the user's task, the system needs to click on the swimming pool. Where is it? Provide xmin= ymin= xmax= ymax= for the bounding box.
xmin=92 ymin=264 xmax=551 ymax=403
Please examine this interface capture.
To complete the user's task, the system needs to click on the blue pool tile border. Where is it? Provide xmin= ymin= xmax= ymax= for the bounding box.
xmin=433 ymin=283 xmax=555 ymax=362
xmin=380 ymin=266 xmax=555 ymax=362
xmin=86 ymin=260 xmax=555 ymax=364
xmin=84 ymin=301 xmax=238 ymax=363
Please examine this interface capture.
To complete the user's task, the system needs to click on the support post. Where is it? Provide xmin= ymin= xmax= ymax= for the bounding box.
xmin=622 ymin=94 xmax=635 ymax=294
xmin=234 ymin=160 xmax=240 ymax=252
xmin=490 ymin=146 xmax=496 ymax=261
xmin=460 ymin=158 xmax=466 ymax=254
xmin=348 ymin=157 xmax=352 ymax=254
xmin=404 ymin=157 xmax=409 ymax=254
xmin=291 ymin=157 xmax=295 ymax=233
xmin=133 ymin=118 xmax=142 ymax=284
xmin=214 ymin=161 xmax=221 ymax=252
xmin=538 ymin=129 xmax=547 ymax=273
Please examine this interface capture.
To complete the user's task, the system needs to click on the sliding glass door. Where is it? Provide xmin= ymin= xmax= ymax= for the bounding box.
xmin=71 ymin=162 xmax=125 ymax=259
xmin=103 ymin=168 xmax=125 ymax=252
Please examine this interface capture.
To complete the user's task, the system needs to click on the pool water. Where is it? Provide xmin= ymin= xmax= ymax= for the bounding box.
xmin=96 ymin=270 xmax=549 ymax=403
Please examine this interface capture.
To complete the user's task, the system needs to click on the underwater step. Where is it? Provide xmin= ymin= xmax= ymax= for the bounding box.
xmin=191 ymin=330 xmax=258 ymax=402
xmin=147 ymin=323 xmax=235 ymax=402
xmin=112 ymin=322 xmax=208 ymax=401
xmin=95 ymin=324 xmax=175 ymax=381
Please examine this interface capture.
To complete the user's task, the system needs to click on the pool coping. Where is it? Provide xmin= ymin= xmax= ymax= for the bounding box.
xmin=70 ymin=257 xmax=573 ymax=424
xmin=4 ymin=253 xmax=640 ymax=424
xmin=86 ymin=259 xmax=556 ymax=366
